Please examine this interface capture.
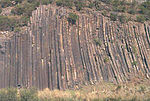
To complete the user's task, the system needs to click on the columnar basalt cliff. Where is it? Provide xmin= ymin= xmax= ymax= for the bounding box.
xmin=0 ymin=5 xmax=149 ymax=90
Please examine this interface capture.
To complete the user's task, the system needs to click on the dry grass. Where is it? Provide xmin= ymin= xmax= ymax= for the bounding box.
xmin=38 ymin=79 xmax=150 ymax=101
xmin=0 ymin=78 xmax=149 ymax=101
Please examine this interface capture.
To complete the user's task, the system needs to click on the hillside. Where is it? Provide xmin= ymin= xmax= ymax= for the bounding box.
xmin=0 ymin=1 xmax=149 ymax=90
xmin=0 ymin=0 xmax=150 ymax=31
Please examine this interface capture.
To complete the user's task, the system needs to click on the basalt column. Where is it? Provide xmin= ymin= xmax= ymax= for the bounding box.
xmin=0 ymin=5 xmax=149 ymax=89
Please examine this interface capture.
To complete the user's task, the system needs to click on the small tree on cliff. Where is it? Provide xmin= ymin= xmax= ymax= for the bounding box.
xmin=68 ymin=13 xmax=78 ymax=25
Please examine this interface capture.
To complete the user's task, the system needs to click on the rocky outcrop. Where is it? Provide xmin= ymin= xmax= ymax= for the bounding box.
xmin=0 ymin=5 xmax=149 ymax=90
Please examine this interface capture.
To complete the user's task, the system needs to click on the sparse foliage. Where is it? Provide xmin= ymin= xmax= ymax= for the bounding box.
xmin=0 ymin=8 xmax=2 ymax=14
xmin=132 ymin=61 xmax=137 ymax=66
xmin=0 ymin=16 xmax=18 ymax=31
xmin=74 ymin=0 xmax=85 ymax=11
xmin=104 ymin=57 xmax=109 ymax=63
xmin=20 ymin=88 xmax=39 ymax=101
xmin=0 ymin=0 xmax=12 ymax=8
xmin=0 ymin=88 xmax=17 ymax=101
xmin=56 ymin=0 xmax=74 ymax=8
xmin=136 ymin=15 xmax=146 ymax=23
xmin=94 ymin=38 xmax=101 ymax=46
xmin=118 ymin=15 xmax=127 ymax=23
xmin=68 ymin=13 xmax=78 ymax=25
xmin=110 ymin=13 xmax=118 ymax=21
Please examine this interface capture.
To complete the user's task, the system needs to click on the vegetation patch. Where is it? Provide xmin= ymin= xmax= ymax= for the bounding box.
xmin=56 ymin=0 xmax=74 ymax=8
xmin=0 ymin=8 xmax=2 ymax=14
xmin=11 ymin=2 xmax=37 ymax=16
xmin=132 ymin=61 xmax=137 ymax=66
xmin=94 ymin=38 xmax=101 ymax=46
xmin=74 ymin=0 xmax=85 ymax=11
xmin=20 ymin=88 xmax=39 ymax=101
xmin=0 ymin=88 xmax=17 ymax=101
xmin=110 ymin=13 xmax=118 ymax=21
xmin=0 ymin=16 xmax=18 ymax=31
xmin=104 ymin=57 xmax=109 ymax=63
xmin=0 ymin=81 xmax=150 ymax=101
xmin=136 ymin=15 xmax=146 ymax=23
xmin=68 ymin=13 xmax=78 ymax=25
xmin=0 ymin=0 xmax=150 ymax=31
xmin=118 ymin=14 xmax=128 ymax=23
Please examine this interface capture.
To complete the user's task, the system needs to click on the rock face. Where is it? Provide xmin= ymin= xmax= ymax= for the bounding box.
xmin=0 ymin=5 xmax=149 ymax=90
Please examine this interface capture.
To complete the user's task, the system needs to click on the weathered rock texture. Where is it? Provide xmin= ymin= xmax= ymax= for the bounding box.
xmin=0 ymin=5 xmax=150 ymax=90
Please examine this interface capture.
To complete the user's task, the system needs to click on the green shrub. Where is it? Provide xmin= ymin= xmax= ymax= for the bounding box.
xmin=93 ymin=1 xmax=104 ymax=11
xmin=19 ymin=16 xmax=30 ymax=26
xmin=56 ymin=0 xmax=73 ymax=8
xmin=27 ymin=0 xmax=37 ymax=3
xmin=102 ymin=10 xmax=108 ymax=16
xmin=104 ymin=57 xmax=109 ymax=63
xmin=14 ymin=27 xmax=21 ymax=32
xmin=88 ymin=3 xmax=94 ymax=8
xmin=112 ymin=0 xmax=121 ymax=7
xmin=56 ymin=0 xmax=63 ymax=6
xmin=131 ymin=0 xmax=138 ymax=7
xmin=116 ymin=85 xmax=121 ymax=91
xmin=136 ymin=15 xmax=146 ymax=23
xmin=68 ymin=13 xmax=78 ymax=25
xmin=132 ymin=61 xmax=137 ymax=66
xmin=129 ymin=97 xmax=137 ymax=101
xmin=110 ymin=13 xmax=118 ymax=21
xmin=118 ymin=15 xmax=127 ymax=23
xmin=20 ymin=88 xmax=38 ymax=101
xmin=0 ymin=89 xmax=7 ymax=101
xmin=138 ymin=0 xmax=150 ymax=20
xmin=11 ymin=2 xmax=37 ymax=16
xmin=139 ymin=6 xmax=149 ymax=15
xmin=41 ymin=0 xmax=53 ymax=5
xmin=94 ymin=38 xmax=101 ymax=46
xmin=0 ymin=16 xmax=19 ymax=31
xmin=104 ymin=97 xmax=122 ymax=101
xmin=100 ymin=0 xmax=113 ymax=4
xmin=0 ymin=8 xmax=2 ymax=14
xmin=128 ymin=9 xmax=136 ymax=15
xmin=23 ymin=3 xmax=37 ymax=16
xmin=0 ymin=0 xmax=12 ymax=8
xmin=11 ymin=4 xmax=24 ymax=15
xmin=138 ymin=86 xmax=146 ymax=93
xmin=74 ymin=1 xmax=85 ymax=11
xmin=113 ymin=6 xmax=126 ymax=12
xmin=64 ymin=0 xmax=74 ymax=8
xmin=0 ymin=88 xmax=17 ymax=101
xmin=132 ymin=46 xmax=137 ymax=54
xmin=139 ymin=1 xmax=150 ymax=13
